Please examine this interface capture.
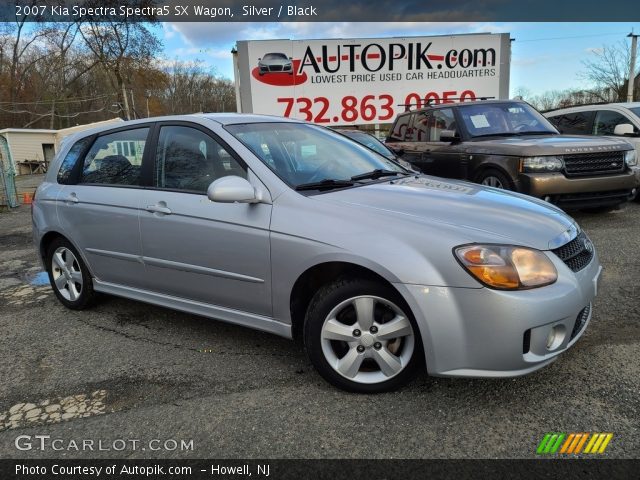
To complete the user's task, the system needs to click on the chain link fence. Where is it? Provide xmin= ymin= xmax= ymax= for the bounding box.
xmin=0 ymin=136 xmax=19 ymax=209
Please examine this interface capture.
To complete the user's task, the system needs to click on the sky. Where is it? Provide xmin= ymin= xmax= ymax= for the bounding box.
xmin=160 ymin=22 xmax=640 ymax=96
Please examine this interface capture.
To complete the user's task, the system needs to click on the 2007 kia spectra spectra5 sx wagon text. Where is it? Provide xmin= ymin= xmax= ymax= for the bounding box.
xmin=32 ymin=114 xmax=602 ymax=393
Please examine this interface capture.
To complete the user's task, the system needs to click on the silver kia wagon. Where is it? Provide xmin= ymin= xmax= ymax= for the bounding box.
xmin=32 ymin=114 xmax=601 ymax=392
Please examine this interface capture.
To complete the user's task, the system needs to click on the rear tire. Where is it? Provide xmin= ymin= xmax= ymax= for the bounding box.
xmin=46 ymin=237 xmax=96 ymax=310
xmin=477 ymin=169 xmax=513 ymax=190
xmin=303 ymin=277 xmax=423 ymax=393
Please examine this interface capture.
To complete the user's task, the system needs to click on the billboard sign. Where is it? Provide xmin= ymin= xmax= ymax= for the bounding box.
xmin=234 ymin=33 xmax=511 ymax=125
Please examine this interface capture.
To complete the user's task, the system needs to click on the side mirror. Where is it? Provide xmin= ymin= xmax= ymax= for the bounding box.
xmin=207 ymin=176 xmax=259 ymax=204
xmin=289 ymin=57 xmax=293 ymax=60
xmin=258 ymin=57 xmax=262 ymax=61
xmin=439 ymin=129 xmax=459 ymax=142
xmin=613 ymin=123 xmax=635 ymax=136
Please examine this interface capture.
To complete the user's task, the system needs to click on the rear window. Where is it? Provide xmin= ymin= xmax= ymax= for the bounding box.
xmin=57 ymin=137 xmax=92 ymax=184
xmin=547 ymin=112 xmax=592 ymax=135
xmin=388 ymin=114 xmax=412 ymax=141
xmin=80 ymin=128 xmax=148 ymax=186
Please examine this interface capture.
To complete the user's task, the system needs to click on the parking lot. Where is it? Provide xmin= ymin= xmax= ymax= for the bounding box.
xmin=0 ymin=198 xmax=638 ymax=459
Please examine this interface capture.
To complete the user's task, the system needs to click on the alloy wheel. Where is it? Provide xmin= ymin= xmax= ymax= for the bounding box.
xmin=320 ymin=295 xmax=415 ymax=384
xmin=51 ymin=246 xmax=83 ymax=302
xmin=481 ymin=176 xmax=505 ymax=188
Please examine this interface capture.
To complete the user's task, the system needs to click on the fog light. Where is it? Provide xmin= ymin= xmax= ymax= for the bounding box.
xmin=546 ymin=325 xmax=566 ymax=350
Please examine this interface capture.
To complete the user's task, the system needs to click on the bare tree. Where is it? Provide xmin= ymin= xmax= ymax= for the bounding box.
xmin=77 ymin=0 xmax=160 ymax=120
xmin=581 ymin=40 xmax=639 ymax=101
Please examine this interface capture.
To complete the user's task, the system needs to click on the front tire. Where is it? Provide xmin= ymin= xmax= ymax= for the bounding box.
xmin=46 ymin=237 xmax=96 ymax=310
xmin=477 ymin=169 xmax=513 ymax=190
xmin=303 ymin=277 xmax=422 ymax=393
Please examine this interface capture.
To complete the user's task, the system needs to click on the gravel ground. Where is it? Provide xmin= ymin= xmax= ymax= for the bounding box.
xmin=0 ymin=202 xmax=638 ymax=459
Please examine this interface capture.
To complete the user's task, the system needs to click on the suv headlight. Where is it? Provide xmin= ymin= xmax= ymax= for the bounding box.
xmin=522 ymin=156 xmax=564 ymax=172
xmin=624 ymin=150 xmax=637 ymax=167
xmin=454 ymin=244 xmax=558 ymax=290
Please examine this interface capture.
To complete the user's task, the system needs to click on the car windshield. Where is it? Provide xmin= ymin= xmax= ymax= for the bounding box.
xmin=226 ymin=123 xmax=406 ymax=189
xmin=629 ymin=107 xmax=640 ymax=119
xmin=458 ymin=102 xmax=558 ymax=138
xmin=263 ymin=53 xmax=287 ymax=60
xmin=342 ymin=131 xmax=396 ymax=160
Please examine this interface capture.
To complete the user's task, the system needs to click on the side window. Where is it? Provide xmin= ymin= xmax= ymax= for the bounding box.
xmin=389 ymin=114 xmax=412 ymax=141
xmin=403 ymin=113 xmax=419 ymax=141
xmin=593 ymin=110 xmax=636 ymax=135
xmin=57 ymin=137 xmax=92 ymax=184
xmin=413 ymin=113 xmax=429 ymax=141
xmin=548 ymin=112 xmax=591 ymax=134
xmin=155 ymin=125 xmax=246 ymax=193
xmin=80 ymin=128 xmax=148 ymax=186
xmin=426 ymin=108 xmax=456 ymax=142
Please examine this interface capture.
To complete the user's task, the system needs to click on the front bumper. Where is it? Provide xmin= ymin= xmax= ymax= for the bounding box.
xmin=518 ymin=167 xmax=640 ymax=208
xmin=395 ymin=250 xmax=601 ymax=377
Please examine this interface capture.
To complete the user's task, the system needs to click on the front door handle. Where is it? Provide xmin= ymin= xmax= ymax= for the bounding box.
xmin=63 ymin=193 xmax=79 ymax=204
xmin=146 ymin=203 xmax=172 ymax=215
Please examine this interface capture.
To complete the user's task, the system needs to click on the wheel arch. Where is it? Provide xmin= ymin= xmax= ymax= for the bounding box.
xmin=289 ymin=261 xmax=412 ymax=342
xmin=472 ymin=161 xmax=517 ymax=190
xmin=39 ymin=230 xmax=95 ymax=277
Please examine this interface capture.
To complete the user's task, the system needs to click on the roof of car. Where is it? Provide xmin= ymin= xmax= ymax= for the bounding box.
xmin=196 ymin=113 xmax=302 ymax=125
xmin=56 ymin=113 xmax=304 ymax=147
xmin=544 ymin=102 xmax=640 ymax=115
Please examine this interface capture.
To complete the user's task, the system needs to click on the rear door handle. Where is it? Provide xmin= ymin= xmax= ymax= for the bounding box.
xmin=63 ymin=193 xmax=79 ymax=204
xmin=146 ymin=203 xmax=172 ymax=215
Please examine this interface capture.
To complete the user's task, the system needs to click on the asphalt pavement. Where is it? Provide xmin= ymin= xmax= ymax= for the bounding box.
xmin=0 ymin=202 xmax=638 ymax=459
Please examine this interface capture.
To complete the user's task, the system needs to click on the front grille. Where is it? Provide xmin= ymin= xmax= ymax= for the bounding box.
xmin=551 ymin=231 xmax=594 ymax=272
xmin=270 ymin=65 xmax=283 ymax=71
xmin=570 ymin=304 xmax=591 ymax=340
xmin=563 ymin=151 xmax=626 ymax=177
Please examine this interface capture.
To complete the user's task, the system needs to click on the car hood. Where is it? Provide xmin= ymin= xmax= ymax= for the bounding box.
xmin=316 ymin=176 xmax=576 ymax=251
xmin=465 ymin=134 xmax=632 ymax=156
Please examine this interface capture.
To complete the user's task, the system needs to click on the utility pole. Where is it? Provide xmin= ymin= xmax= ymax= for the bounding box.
xmin=145 ymin=91 xmax=150 ymax=118
xmin=627 ymin=31 xmax=638 ymax=102
xmin=130 ymin=89 xmax=137 ymax=119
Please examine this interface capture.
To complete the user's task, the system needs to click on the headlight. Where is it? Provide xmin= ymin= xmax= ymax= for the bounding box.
xmin=454 ymin=244 xmax=558 ymax=290
xmin=522 ymin=156 xmax=564 ymax=172
xmin=625 ymin=150 xmax=637 ymax=167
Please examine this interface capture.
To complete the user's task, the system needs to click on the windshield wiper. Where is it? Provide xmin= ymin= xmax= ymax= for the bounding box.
xmin=473 ymin=131 xmax=555 ymax=139
xmin=350 ymin=169 xmax=407 ymax=181
xmin=295 ymin=179 xmax=355 ymax=191
xmin=515 ymin=131 xmax=556 ymax=135
xmin=471 ymin=132 xmax=522 ymax=138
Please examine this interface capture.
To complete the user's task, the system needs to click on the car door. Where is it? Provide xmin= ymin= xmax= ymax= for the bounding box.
xmin=55 ymin=126 xmax=151 ymax=288
xmin=418 ymin=108 xmax=465 ymax=179
xmin=593 ymin=109 xmax=640 ymax=154
xmin=136 ymin=122 xmax=273 ymax=317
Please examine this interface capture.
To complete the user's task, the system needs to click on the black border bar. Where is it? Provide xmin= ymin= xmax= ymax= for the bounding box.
xmin=3 ymin=0 xmax=640 ymax=22
xmin=2 ymin=459 xmax=640 ymax=480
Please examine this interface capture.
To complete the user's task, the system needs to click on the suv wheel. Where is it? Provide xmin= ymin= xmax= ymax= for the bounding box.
xmin=304 ymin=277 xmax=422 ymax=393
xmin=477 ymin=169 xmax=512 ymax=190
xmin=46 ymin=237 xmax=96 ymax=310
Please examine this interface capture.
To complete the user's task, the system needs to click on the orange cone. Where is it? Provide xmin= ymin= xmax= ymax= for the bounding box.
xmin=22 ymin=192 xmax=33 ymax=205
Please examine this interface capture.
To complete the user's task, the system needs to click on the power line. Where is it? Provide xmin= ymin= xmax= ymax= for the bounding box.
xmin=0 ymin=93 xmax=116 ymax=106
xmin=0 ymin=105 xmax=109 ymax=117
xmin=516 ymin=32 xmax=628 ymax=43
